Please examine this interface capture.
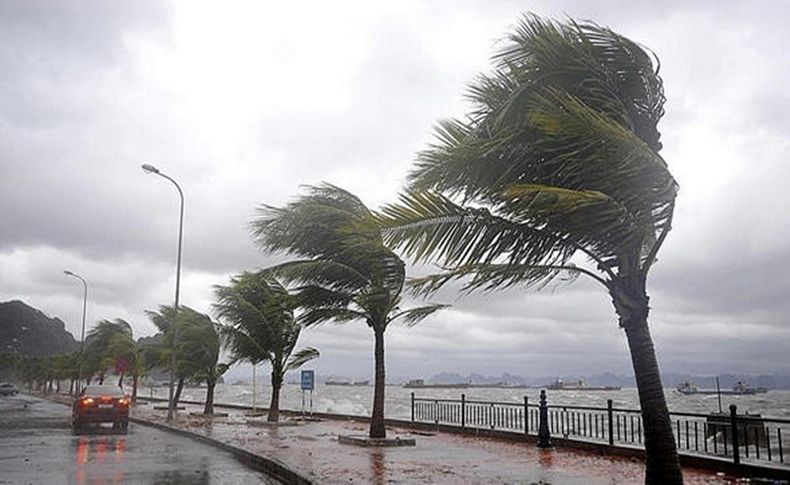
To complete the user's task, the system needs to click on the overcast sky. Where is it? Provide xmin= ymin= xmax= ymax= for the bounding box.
xmin=2 ymin=1 xmax=789 ymax=381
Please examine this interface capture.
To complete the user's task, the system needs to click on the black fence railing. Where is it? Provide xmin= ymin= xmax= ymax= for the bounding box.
xmin=411 ymin=392 xmax=789 ymax=469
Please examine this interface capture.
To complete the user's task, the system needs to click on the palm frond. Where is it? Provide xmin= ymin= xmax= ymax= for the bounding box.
xmin=298 ymin=307 xmax=368 ymax=327
xmin=407 ymin=262 xmax=591 ymax=297
xmin=293 ymin=284 xmax=355 ymax=310
xmin=265 ymin=259 xmax=370 ymax=291
xmin=285 ymin=347 xmax=320 ymax=371
xmin=394 ymin=14 xmax=676 ymax=282
xmin=390 ymin=304 xmax=449 ymax=327
xmin=252 ymin=184 xmax=422 ymax=331
xmin=216 ymin=323 xmax=272 ymax=364
xmin=377 ymin=190 xmax=574 ymax=268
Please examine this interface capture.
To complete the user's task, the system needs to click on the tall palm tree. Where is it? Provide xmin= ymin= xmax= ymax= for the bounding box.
xmin=252 ymin=185 xmax=447 ymax=438
xmin=214 ymin=271 xmax=318 ymax=422
xmin=378 ymin=15 xmax=680 ymax=482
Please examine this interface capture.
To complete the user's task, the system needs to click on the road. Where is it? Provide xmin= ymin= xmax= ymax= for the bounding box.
xmin=0 ymin=394 xmax=277 ymax=484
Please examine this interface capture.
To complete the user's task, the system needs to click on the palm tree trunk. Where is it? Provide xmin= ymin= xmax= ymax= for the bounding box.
xmin=131 ymin=373 xmax=139 ymax=404
xmin=204 ymin=379 xmax=216 ymax=415
xmin=369 ymin=326 xmax=386 ymax=439
xmin=117 ymin=372 xmax=124 ymax=389
xmin=268 ymin=372 xmax=282 ymax=422
xmin=99 ymin=370 xmax=105 ymax=385
xmin=174 ymin=377 xmax=185 ymax=406
xmin=612 ymin=278 xmax=682 ymax=484
xmin=624 ymin=317 xmax=682 ymax=483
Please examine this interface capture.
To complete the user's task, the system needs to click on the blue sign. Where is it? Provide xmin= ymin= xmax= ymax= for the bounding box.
xmin=300 ymin=370 xmax=315 ymax=391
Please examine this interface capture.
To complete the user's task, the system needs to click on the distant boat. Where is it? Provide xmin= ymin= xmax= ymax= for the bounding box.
xmin=676 ymin=381 xmax=765 ymax=396
xmin=403 ymin=379 xmax=468 ymax=389
xmin=546 ymin=379 xmax=621 ymax=391
xmin=326 ymin=379 xmax=371 ymax=386
xmin=676 ymin=382 xmax=700 ymax=395
xmin=468 ymin=382 xmax=509 ymax=389
xmin=325 ymin=379 xmax=352 ymax=386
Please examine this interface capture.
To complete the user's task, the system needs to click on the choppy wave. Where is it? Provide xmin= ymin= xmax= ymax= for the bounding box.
xmin=142 ymin=383 xmax=790 ymax=419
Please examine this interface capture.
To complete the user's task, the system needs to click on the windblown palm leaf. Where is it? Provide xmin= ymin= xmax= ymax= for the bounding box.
xmin=286 ymin=347 xmax=320 ymax=371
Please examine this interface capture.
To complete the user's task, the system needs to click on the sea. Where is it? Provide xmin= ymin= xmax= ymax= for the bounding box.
xmin=144 ymin=383 xmax=790 ymax=420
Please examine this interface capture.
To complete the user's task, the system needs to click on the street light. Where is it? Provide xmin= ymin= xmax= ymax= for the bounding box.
xmin=142 ymin=163 xmax=184 ymax=421
xmin=64 ymin=270 xmax=88 ymax=392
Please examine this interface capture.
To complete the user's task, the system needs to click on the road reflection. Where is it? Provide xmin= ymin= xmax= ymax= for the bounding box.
xmin=75 ymin=434 xmax=127 ymax=483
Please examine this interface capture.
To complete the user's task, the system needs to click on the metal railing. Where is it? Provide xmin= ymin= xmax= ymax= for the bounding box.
xmin=411 ymin=392 xmax=789 ymax=468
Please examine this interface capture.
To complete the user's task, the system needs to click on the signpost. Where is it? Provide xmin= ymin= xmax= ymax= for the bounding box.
xmin=300 ymin=370 xmax=315 ymax=417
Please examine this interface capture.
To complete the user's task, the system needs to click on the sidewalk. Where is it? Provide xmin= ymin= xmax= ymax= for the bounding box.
xmin=131 ymin=401 xmax=743 ymax=484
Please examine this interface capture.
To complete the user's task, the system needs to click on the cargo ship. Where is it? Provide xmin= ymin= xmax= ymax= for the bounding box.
xmin=402 ymin=379 xmax=468 ymax=389
xmin=676 ymin=381 xmax=767 ymax=395
xmin=546 ymin=379 xmax=621 ymax=391
xmin=326 ymin=379 xmax=370 ymax=386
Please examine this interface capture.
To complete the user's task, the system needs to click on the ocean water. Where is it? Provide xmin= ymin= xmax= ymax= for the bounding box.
xmin=144 ymin=383 xmax=790 ymax=420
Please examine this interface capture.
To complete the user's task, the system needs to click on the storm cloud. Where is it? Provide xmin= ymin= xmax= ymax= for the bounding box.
xmin=2 ymin=0 xmax=789 ymax=380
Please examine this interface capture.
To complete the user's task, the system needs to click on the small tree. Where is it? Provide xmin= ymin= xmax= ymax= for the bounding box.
xmin=214 ymin=271 xmax=318 ymax=422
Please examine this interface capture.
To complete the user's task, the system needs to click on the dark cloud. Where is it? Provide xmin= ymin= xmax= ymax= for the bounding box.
xmin=1 ymin=1 xmax=789 ymax=378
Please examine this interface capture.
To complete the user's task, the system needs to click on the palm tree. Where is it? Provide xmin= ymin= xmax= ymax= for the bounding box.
xmin=252 ymin=185 xmax=447 ymax=437
xmin=378 ymin=15 xmax=681 ymax=482
xmin=50 ymin=353 xmax=76 ymax=394
xmin=105 ymin=330 xmax=145 ymax=402
xmin=214 ymin=271 xmax=318 ymax=422
xmin=85 ymin=319 xmax=134 ymax=386
xmin=146 ymin=305 xmax=214 ymax=407
xmin=175 ymin=310 xmax=229 ymax=415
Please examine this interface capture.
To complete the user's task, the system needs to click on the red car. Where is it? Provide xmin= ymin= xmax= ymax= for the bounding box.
xmin=72 ymin=384 xmax=130 ymax=432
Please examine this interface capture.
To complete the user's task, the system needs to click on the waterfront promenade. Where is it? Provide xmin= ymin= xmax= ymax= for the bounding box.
xmin=131 ymin=399 xmax=744 ymax=484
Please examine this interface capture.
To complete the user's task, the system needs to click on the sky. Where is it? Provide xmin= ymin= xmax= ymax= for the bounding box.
xmin=2 ymin=0 xmax=789 ymax=381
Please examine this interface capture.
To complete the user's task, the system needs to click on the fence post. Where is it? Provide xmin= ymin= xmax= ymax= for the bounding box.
xmin=490 ymin=402 xmax=495 ymax=429
xmin=730 ymin=404 xmax=740 ymax=465
xmin=538 ymin=390 xmax=552 ymax=448
xmin=607 ymin=399 xmax=614 ymax=446
xmin=461 ymin=393 xmax=466 ymax=429
xmin=411 ymin=392 xmax=415 ymax=422
xmin=524 ymin=396 xmax=529 ymax=436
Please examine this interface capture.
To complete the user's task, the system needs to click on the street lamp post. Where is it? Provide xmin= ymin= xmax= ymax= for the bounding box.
xmin=142 ymin=163 xmax=184 ymax=421
xmin=64 ymin=270 xmax=88 ymax=393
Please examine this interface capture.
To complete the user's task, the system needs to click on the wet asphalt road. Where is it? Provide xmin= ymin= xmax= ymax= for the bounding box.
xmin=0 ymin=394 xmax=276 ymax=484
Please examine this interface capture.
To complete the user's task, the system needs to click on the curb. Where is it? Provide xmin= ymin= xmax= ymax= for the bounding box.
xmin=129 ymin=416 xmax=314 ymax=485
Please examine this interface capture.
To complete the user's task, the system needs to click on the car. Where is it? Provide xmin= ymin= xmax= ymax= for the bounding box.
xmin=72 ymin=384 xmax=130 ymax=432
xmin=0 ymin=382 xmax=19 ymax=396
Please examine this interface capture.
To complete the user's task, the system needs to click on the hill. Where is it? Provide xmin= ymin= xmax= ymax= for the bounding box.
xmin=0 ymin=300 xmax=79 ymax=356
